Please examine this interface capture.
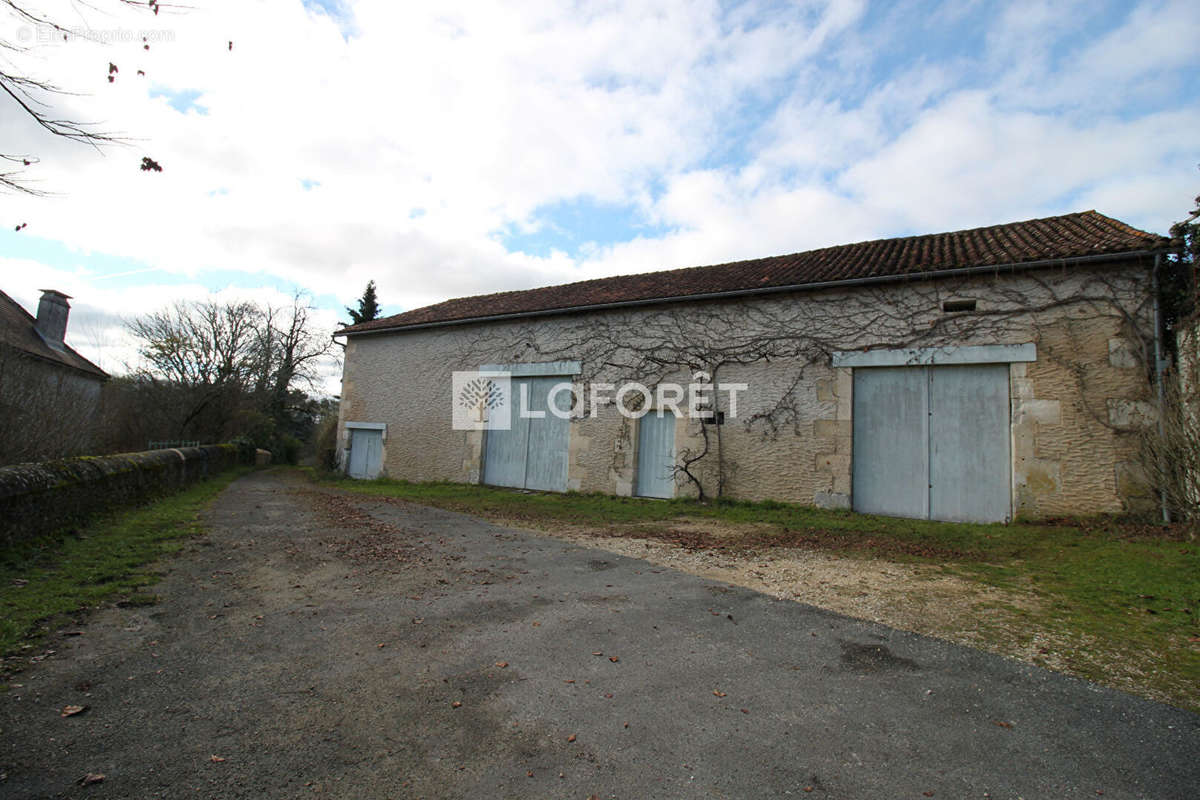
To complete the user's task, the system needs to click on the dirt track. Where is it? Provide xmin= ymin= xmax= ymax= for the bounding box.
xmin=1 ymin=470 xmax=1197 ymax=799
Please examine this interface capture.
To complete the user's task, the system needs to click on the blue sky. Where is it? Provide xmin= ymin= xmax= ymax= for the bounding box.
xmin=0 ymin=0 xmax=1196 ymax=389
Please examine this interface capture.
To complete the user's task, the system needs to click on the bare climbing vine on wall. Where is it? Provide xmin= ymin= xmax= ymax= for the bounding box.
xmin=455 ymin=265 xmax=1164 ymax=504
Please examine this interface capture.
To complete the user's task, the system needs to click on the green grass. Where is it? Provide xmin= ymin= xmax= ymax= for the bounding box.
xmin=0 ymin=468 xmax=250 ymax=656
xmin=312 ymin=470 xmax=1200 ymax=708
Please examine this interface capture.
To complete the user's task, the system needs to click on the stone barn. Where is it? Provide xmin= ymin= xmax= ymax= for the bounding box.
xmin=335 ymin=211 xmax=1174 ymax=523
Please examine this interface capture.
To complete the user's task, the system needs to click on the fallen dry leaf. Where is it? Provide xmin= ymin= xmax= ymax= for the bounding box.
xmin=609 ymin=656 xmax=619 ymax=663
xmin=78 ymin=773 xmax=105 ymax=786
xmin=451 ymin=701 xmax=462 ymax=708
xmin=210 ymin=755 xmax=226 ymax=763
xmin=495 ymin=661 xmax=508 ymax=668
xmin=740 ymin=708 xmax=749 ymax=714
xmin=61 ymin=705 xmax=88 ymax=717
xmin=712 ymin=690 xmax=726 ymax=698
xmin=567 ymin=734 xmax=577 ymax=743
xmin=591 ymin=651 xmax=603 ymax=656
xmin=993 ymin=720 xmax=1013 ymax=729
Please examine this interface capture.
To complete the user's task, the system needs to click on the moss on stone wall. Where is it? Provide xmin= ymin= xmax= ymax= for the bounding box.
xmin=0 ymin=444 xmax=247 ymax=546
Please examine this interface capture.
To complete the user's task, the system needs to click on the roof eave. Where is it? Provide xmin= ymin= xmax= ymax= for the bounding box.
xmin=336 ymin=247 xmax=1168 ymax=339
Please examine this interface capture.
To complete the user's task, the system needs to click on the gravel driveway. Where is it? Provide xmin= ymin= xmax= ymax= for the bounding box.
xmin=1 ymin=470 xmax=1197 ymax=799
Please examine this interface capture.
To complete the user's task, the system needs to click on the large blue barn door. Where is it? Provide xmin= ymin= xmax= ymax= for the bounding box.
xmin=483 ymin=376 xmax=570 ymax=492
xmin=853 ymin=365 xmax=1010 ymax=523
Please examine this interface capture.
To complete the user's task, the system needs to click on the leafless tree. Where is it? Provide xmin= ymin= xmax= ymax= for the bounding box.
xmin=127 ymin=298 xmax=260 ymax=436
xmin=124 ymin=293 xmax=334 ymax=448
xmin=252 ymin=295 xmax=332 ymax=416
xmin=1138 ymin=193 xmax=1200 ymax=523
xmin=1 ymin=0 xmax=181 ymax=193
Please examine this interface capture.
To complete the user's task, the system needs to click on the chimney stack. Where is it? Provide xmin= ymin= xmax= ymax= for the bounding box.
xmin=35 ymin=290 xmax=71 ymax=351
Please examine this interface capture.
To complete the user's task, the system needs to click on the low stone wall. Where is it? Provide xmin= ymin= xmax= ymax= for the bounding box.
xmin=0 ymin=445 xmax=248 ymax=546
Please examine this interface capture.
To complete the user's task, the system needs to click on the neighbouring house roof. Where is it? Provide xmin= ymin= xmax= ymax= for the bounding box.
xmin=339 ymin=210 xmax=1168 ymax=336
xmin=0 ymin=290 xmax=108 ymax=380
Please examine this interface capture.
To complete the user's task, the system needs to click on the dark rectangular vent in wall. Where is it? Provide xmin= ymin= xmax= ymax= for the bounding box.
xmin=942 ymin=299 xmax=977 ymax=312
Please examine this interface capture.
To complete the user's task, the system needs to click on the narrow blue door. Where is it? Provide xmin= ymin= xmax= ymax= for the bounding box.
xmin=524 ymin=377 xmax=571 ymax=492
xmin=483 ymin=385 xmax=529 ymax=489
xmin=635 ymin=411 xmax=676 ymax=498
xmin=928 ymin=364 xmax=1011 ymax=523
xmin=348 ymin=428 xmax=383 ymax=479
xmin=852 ymin=367 xmax=930 ymax=519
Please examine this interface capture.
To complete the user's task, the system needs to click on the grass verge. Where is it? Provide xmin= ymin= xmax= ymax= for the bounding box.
xmin=311 ymin=470 xmax=1200 ymax=710
xmin=0 ymin=468 xmax=250 ymax=658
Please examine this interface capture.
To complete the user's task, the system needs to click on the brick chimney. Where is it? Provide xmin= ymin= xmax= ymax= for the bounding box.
xmin=35 ymin=290 xmax=71 ymax=351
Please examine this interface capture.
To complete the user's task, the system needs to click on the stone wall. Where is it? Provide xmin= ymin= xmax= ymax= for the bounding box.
xmin=0 ymin=444 xmax=246 ymax=545
xmin=337 ymin=259 xmax=1157 ymax=518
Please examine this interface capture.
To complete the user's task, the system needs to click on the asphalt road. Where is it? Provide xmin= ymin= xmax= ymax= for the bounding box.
xmin=1 ymin=469 xmax=1196 ymax=799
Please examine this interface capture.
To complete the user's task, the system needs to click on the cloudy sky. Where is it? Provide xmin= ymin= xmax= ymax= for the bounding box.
xmin=1 ymin=0 xmax=1197 ymax=393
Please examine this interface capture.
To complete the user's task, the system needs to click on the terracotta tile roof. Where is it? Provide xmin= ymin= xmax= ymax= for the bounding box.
xmin=0 ymin=290 xmax=108 ymax=380
xmin=341 ymin=210 xmax=1166 ymax=335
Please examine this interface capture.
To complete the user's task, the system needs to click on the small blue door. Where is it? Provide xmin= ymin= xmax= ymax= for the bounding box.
xmin=636 ymin=411 xmax=676 ymax=498
xmin=347 ymin=428 xmax=383 ymax=479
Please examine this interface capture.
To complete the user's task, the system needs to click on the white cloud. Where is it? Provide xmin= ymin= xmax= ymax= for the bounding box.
xmin=0 ymin=0 xmax=1195 ymax=378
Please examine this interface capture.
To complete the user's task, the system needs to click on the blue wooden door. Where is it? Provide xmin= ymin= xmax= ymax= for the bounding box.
xmin=348 ymin=428 xmax=383 ymax=479
xmin=524 ymin=377 xmax=571 ymax=492
xmin=483 ymin=376 xmax=570 ymax=492
xmin=928 ymin=364 xmax=1011 ymax=523
xmin=635 ymin=411 xmax=676 ymax=498
xmin=852 ymin=365 xmax=1011 ymax=522
xmin=483 ymin=385 xmax=529 ymax=489
xmin=852 ymin=367 xmax=929 ymax=519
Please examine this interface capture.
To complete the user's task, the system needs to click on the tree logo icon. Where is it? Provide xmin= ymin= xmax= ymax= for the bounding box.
xmin=452 ymin=371 xmax=511 ymax=430
xmin=458 ymin=376 xmax=504 ymax=423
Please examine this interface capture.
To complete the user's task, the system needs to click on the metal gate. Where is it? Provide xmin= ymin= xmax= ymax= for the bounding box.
xmin=852 ymin=364 xmax=1011 ymax=523
xmin=483 ymin=376 xmax=571 ymax=492
xmin=347 ymin=428 xmax=383 ymax=479
xmin=635 ymin=411 xmax=677 ymax=498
